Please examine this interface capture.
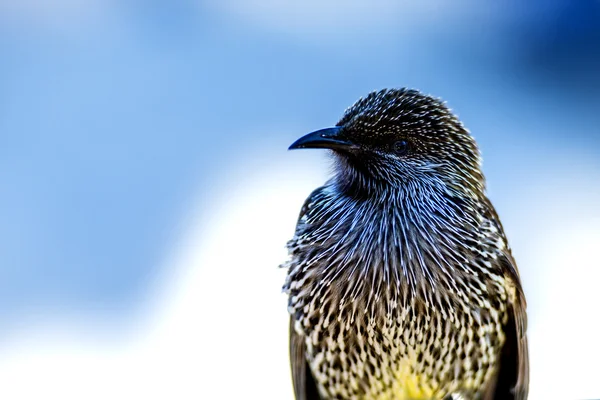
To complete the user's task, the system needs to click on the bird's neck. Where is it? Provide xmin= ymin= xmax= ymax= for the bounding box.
xmin=332 ymin=154 xmax=485 ymax=203
xmin=312 ymin=180 xmax=486 ymax=293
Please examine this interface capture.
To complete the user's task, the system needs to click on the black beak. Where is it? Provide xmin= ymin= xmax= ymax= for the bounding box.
xmin=288 ymin=127 xmax=355 ymax=151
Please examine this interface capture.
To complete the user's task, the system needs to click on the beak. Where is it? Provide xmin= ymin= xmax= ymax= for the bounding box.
xmin=288 ymin=127 xmax=355 ymax=151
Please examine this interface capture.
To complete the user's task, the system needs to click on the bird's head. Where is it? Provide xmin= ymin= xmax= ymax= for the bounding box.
xmin=290 ymin=88 xmax=485 ymax=199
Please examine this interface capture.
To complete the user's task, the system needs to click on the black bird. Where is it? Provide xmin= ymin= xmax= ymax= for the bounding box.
xmin=282 ymin=88 xmax=528 ymax=400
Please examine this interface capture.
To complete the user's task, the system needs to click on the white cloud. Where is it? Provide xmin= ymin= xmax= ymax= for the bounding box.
xmin=528 ymin=225 xmax=600 ymax=400
xmin=0 ymin=147 xmax=598 ymax=399
xmin=514 ymin=173 xmax=600 ymax=400
xmin=0 ymin=152 xmax=326 ymax=400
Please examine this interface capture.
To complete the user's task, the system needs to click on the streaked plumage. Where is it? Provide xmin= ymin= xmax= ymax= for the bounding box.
xmin=282 ymin=88 xmax=528 ymax=400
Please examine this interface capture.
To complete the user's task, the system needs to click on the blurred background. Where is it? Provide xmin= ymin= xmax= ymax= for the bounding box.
xmin=1 ymin=0 xmax=599 ymax=399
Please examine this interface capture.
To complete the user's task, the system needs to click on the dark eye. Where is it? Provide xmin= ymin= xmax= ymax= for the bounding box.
xmin=393 ymin=140 xmax=410 ymax=156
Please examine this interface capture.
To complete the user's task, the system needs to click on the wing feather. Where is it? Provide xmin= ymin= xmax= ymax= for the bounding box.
xmin=288 ymin=189 xmax=324 ymax=400
xmin=290 ymin=317 xmax=321 ymax=400
xmin=490 ymin=254 xmax=529 ymax=400
xmin=481 ymin=199 xmax=529 ymax=400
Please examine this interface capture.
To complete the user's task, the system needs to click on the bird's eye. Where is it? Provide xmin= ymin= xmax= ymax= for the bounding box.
xmin=393 ymin=140 xmax=410 ymax=156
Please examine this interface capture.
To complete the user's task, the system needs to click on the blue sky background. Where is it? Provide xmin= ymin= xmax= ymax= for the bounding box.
xmin=0 ymin=1 xmax=599 ymax=398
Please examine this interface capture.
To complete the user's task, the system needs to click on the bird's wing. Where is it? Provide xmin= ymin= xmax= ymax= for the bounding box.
xmin=290 ymin=317 xmax=321 ymax=400
xmin=482 ymin=252 xmax=529 ymax=400
xmin=287 ymin=188 xmax=325 ymax=400
xmin=480 ymin=199 xmax=529 ymax=400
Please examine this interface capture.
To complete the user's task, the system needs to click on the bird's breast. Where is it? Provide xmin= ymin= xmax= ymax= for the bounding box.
xmin=290 ymin=275 xmax=507 ymax=400
xmin=285 ymin=191 xmax=510 ymax=399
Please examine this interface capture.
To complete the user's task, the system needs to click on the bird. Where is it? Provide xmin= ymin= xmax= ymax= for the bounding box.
xmin=282 ymin=88 xmax=528 ymax=400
